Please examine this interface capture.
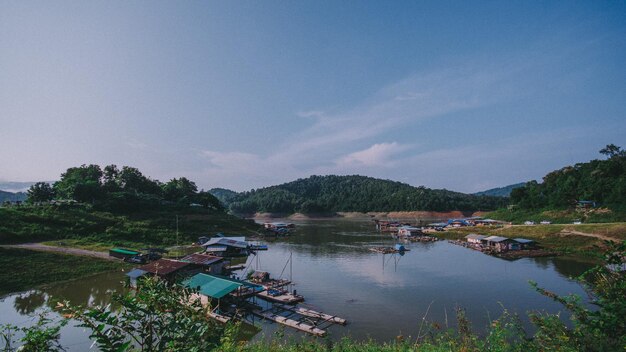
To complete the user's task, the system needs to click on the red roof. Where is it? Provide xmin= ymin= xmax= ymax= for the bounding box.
xmin=138 ymin=259 xmax=190 ymax=276
xmin=181 ymin=253 xmax=223 ymax=266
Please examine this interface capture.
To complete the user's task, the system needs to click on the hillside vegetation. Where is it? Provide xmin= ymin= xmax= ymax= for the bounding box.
xmin=227 ymin=175 xmax=507 ymax=214
xmin=494 ymin=145 xmax=626 ymax=223
xmin=0 ymin=164 xmax=260 ymax=246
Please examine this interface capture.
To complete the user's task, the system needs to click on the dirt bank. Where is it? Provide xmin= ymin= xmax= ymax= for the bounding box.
xmin=251 ymin=211 xmax=487 ymax=220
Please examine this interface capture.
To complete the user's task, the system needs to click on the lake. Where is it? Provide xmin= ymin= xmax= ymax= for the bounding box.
xmin=0 ymin=219 xmax=594 ymax=348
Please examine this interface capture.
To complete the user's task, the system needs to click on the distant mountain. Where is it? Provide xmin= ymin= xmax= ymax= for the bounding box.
xmin=208 ymin=188 xmax=239 ymax=206
xmin=0 ymin=190 xmax=27 ymax=203
xmin=473 ymin=183 xmax=526 ymax=197
xmin=228 ymin=175 xmax=507 ymax=214
xmin=0 ymin=181 xmax=55 ymax=193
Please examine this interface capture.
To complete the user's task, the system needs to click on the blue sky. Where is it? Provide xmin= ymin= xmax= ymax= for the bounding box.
xmin=1 ymin=1 xmax=625 ymax=192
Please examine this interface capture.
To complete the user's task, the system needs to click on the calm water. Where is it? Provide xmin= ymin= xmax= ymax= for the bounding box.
xmin=0 ymin=219 xmax=594 ymax=348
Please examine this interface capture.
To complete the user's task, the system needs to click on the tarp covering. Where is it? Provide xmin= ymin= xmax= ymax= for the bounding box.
xmin=126 ymin=268 xmax=148 ymax=279
xmin=185 ymin=273 xmax=242 ymax=299
xmin=110 ymin=248 xmax=140 ymax=255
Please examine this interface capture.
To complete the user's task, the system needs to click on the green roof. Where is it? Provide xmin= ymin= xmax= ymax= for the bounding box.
xmin=110 ymin=248 xmax=140 ymax=255
xmin=185 ymin=273 xmax=242 ymax=299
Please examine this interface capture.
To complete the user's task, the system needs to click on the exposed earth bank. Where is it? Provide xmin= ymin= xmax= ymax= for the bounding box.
xmin=250 ymin=211 xmax=487 ymax=220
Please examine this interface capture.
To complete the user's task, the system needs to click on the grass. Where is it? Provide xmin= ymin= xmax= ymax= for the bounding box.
xmin=0 ymin=247 xmax=126 ymax=296
xmin=0 ymin=204 xmax=262 ymax=250
xmin=487 ymin=207 xmax=626 ymax=224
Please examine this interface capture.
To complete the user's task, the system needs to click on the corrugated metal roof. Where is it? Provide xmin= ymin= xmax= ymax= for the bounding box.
xmin=201 ymin=237 xmax=248 ymax=249
xmin=484 ymin=236 xmax=510 ymax=242
xmin=181 ymin=253 xmax=223 ymax=266
xmin=205 ymin=246 xmax=228 ymax=252
xmin=138 ymin=259 xmax=190 ymax=275
xmin=513 ymin=238 xmax=536 ymax=244
xmin=185 ymin=273 xmax=242 ymax=299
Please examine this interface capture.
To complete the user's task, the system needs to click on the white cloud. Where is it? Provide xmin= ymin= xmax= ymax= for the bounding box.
xmin=337 ymin=142 xmax=411 ymax=167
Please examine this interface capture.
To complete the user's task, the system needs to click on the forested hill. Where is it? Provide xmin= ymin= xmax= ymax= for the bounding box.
xmin=510 ymin=144 xmax=626 ymax=210
xmin=227 ymin=175 xmax=507 ymax=214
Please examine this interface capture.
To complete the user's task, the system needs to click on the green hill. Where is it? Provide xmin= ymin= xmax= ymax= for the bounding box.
xmin=489 ymin=145 xmax=626 ymax=223
xmin=228 ymin=175 xmax=507 ymax=214
xmin=209 ymin=188 xmax=238 ymax=205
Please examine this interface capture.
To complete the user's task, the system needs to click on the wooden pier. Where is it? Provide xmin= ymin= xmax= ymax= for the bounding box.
xmin=275 ymin=305 xmax=347 ymax=325
xmin=252 ymin=309 xmax=326 ymax=336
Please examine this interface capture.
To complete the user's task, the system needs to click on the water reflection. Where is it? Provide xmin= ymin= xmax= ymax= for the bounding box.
xmin=13 ymin=291 xmax=46 ymax=315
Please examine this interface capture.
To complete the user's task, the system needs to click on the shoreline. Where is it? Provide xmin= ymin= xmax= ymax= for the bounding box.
xmin=247 ymin=210 xmax=488 ymax=221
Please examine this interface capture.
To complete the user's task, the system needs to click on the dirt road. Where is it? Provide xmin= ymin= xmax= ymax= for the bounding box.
xmin=0 ymin=243 xmax=116 ymax=260
xmin=559 ymin=229 xmax=617 ymax=242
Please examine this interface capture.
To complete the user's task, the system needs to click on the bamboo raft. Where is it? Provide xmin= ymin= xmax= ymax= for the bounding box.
xmin=252 ymin=309 xmax=326 ymax=336
xmin=289 ymin=306 xmax=347 ymax=325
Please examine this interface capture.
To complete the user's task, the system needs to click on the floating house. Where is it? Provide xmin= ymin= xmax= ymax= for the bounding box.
xmin=201 ymin=237 xmax=250 ymax=257
xmin=513 ymin=238 xmax=537 ymax=250
xmin=185 ymin=273 xmax=263 ymax=301
xmin=448 ymin=219 xmax=470 ymax=227
xmin=482 ymin=236 xmax=517 ymax=252
xmin=397 ymin=226 xmax=423 ymax=237
xmin=264 ymin=222 xmax=294 ymax=235
xmin=137 ymin=259 xmax=195 ymax=281
xmin=465 ymin=234 xmax=487 ymax=244
xmin=181 ymin=253 xmax=224 ymax=274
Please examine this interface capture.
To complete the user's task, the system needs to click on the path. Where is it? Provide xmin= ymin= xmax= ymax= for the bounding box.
xmin=558 ymin=229 xmax=617 ymax=242
xmin=0 ymin=243 xmax=116 ymax=260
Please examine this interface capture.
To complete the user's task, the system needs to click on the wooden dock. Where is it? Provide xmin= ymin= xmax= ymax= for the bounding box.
xmin=252 ymin=309 xmax=326 ymax=336
xmin=272 ymin=304 xmax=347 ymax=325
xmin=187 ymin=293 xmax=232 ymax=323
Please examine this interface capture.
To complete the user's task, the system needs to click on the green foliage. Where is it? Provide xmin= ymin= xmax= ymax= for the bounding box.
xmin=511 ymin=145 xmax=626 ymax=210
xmin=0 ymin=314 xmax=66 ymax=352
xmin=530 ymin=241 xmax=626 ymax=351
xmin=228 ymin=175 xmax=507 ymax=214
xmin=46 ymin=164 xmax=225 ymax=213
xmin=26 ymin=182 xmax=55 ymax=203
xmin=57 ymin=277 xmax=225 ymax=352
xmin=53 ymin=164 xmax=105 ymax=203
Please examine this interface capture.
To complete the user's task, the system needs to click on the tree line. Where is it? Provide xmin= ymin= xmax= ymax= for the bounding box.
xmin=26 ymin=164 xmax=223 ymax=212
xmin=226 ymin=175 xmax=507 ymax=214
xmin=510 ymin=144 xmax=626 ymax=210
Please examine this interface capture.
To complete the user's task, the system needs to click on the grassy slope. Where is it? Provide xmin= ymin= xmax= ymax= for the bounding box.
xmin=0 ymin=247 xmax=125 ymax=296
xmin=436 ymin=223 xmax=626 ymax=257
xmin=0 ymin=205 xmax=262 ymax=249
xmin=487 ymin=207 xmax=626 ymax=224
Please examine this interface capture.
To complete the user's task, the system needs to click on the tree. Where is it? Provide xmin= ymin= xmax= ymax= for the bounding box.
xmin=194 ymin=191 xmax=224 ymax=211
xmin=599 ymin=144 xmax=625 ymax=159
xmin=162 ymin=177 xmax=198 ymax=203
xmin=26 ymin=182 xmax=55 ymax=203
xmin=53 ymin=164 xmax=104 ymax=203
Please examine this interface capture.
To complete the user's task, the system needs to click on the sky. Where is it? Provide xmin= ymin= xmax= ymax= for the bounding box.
xmin=1 ymin=1 xmax=625 ymax=193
